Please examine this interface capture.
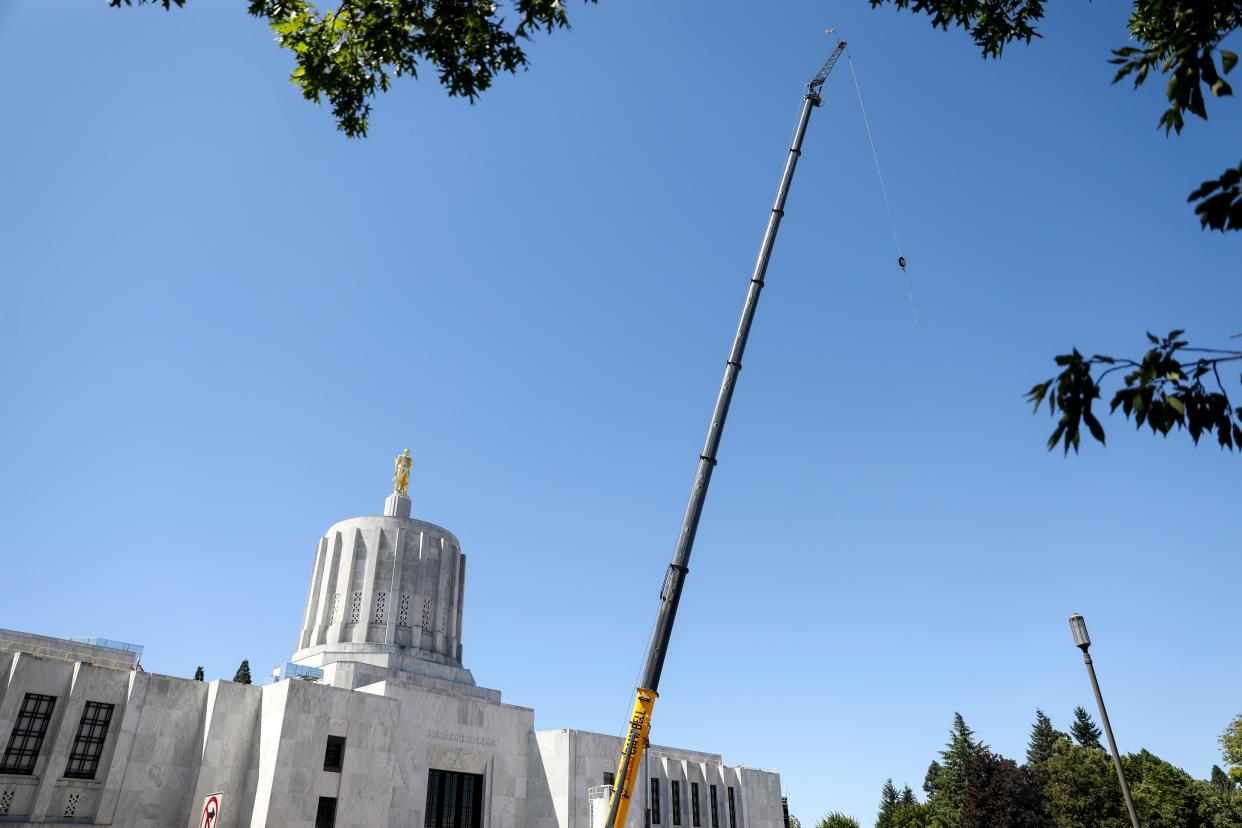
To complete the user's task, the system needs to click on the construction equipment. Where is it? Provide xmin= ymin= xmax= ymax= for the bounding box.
xmin=602 ymin=41 xmax=849 ymax=828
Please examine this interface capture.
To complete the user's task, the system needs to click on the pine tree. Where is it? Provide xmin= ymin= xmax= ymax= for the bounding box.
xmin=899 ymin=787 xmax=916 ymax=808
xmin=926 ymin=713 xmax=987 ymax=828
xmin=877 ymin=779 xmax=899 ymax=828
xmin=1212 ymin=764 xmax=1236 ymax=797
xmin=923 ymin=760 xmax=942 ymax=800
xmin=1070 ymin=706 xmax=1103 ymax=750
xmin=233 ymin=659 xmax=252 ymax=685
xmin=1027 ymin=709 xmax=1067 ymax=765
xmin=193 ymin=666 xmax=204 ymax=681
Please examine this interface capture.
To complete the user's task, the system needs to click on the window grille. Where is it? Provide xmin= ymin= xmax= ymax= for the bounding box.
xmin=63 ymin=793 xmax=80 ymax=817
xmin=425 ymin=769 xmax=484 ymax=828
xmin=374 ymin=592 xmax=387 ymax=624
xmin=329 ymin=593 xmax=341 ymax=624
xmin=349 ymin=592 xmax=362 ymax=624
xmin=604 ymin=771 xmax=615 ymax=786
xmin=421 ymin=597 xmax=433 ymax=632
xmin=399 ymin=594 xmax=411 ymax=626
xmin=0 ymin=693 xmax=56 ymax=775
xmin=0 ymin=790 xmax=14 ymax=815
xmin=64 ymin=701 xmax=114 ymax=779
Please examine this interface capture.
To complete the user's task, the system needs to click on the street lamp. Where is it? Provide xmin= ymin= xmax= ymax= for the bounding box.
xmin=1068 ymin=613 xmax=1140 ymax=828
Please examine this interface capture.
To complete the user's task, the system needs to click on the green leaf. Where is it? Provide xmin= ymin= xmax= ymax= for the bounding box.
xmin=1047 ymin=422 xmax=1066 ymax=453
xmin=1083 ymin=410 xmax=1106 ymax=445
xmin=1222 ymin=50 xmax=1238 ymax=74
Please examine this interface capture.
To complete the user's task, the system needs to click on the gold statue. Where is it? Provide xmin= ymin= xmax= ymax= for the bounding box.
xmin=393 ymin=449 xmax=412 ymax=496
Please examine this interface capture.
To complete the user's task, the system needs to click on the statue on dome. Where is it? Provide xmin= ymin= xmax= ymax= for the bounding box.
xmin=393 ymin=449 xmax=412 ymax=496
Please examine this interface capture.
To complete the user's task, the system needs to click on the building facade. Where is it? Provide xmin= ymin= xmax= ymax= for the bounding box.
xmin=0 ymin=484 xmax=782 ymax=828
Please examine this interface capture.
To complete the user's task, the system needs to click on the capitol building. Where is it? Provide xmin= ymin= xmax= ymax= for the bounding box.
xmin=0 ymin=466 xmax=783 ymax=827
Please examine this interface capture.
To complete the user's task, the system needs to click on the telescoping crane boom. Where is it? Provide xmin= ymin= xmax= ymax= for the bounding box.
xmin=602 ymin=41 xmax=849 ymax=828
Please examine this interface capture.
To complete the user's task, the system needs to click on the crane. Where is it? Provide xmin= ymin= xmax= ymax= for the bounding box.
xmin=602 ymin=41 xmax=849 ymax=828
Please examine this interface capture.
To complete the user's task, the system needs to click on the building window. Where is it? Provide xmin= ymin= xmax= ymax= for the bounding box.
xmin=0 ymin=693 xmax=57 ymax=775
xmin=425 ymin=768 xmax=484 ymax=828
xmin=727 ymin=787 xmax=737 ymax=828
xmin=650 ymin=778 xmax=662 ymax=825
xmin=323 ymin=735 xmax=346 ymax=772
xmin=64 ymin=701 xmax=114 ymax=779
xmin=691 ymin=783 xmax=701 ymax=827
xmin=604 ymin=771 xmax=615 ymax=786
xmin=671 ymin=780 xmax=682 ymax=826
xmin=315 ymin=796 xmax=337 ymax=828
xmin=710 ymin=785 xmax=719 ymax=828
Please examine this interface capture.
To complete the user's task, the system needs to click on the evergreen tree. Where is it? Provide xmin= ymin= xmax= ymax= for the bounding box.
xmin=877 ymin=779 xmax=900 ymax=828
xmin=1071 ymin=706 xmax=1104 ymax=750
xmin=193 ymin=665 xmax=204 ymax=681
xmin=233 ymin=659 xmax=252 ymax=685
xmin=1027 ymin=709 xmax=1066 ymax=766
xmin=926 ymin=713 xmax=988 ymax=828
xmin=893 ymin=788 xmax=930 ymax=828
xmin=1212 ymin=765 xmax=1236 ymax=798
xmin=923 ymin=761 xmax=942 ymax=800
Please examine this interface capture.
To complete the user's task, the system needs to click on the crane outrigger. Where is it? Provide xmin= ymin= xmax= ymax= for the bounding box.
xmin=602 ymin=41 xmax=849 ymax=828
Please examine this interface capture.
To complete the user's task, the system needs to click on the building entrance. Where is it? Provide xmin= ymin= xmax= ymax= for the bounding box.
xmin=425 ymin=769 xmax=484 ymax=828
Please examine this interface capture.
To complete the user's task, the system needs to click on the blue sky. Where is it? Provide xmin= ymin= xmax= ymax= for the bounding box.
xmin=2 ymin=1 xmax=1239 ymax=824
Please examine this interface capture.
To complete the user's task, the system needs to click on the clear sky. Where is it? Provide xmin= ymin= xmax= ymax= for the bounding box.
xmin=2 ymin=1 xmax=1239 ymax=825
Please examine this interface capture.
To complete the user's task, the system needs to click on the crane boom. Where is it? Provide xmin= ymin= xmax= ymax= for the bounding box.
xmin=603 ymin=41 xmax=848 ymax=828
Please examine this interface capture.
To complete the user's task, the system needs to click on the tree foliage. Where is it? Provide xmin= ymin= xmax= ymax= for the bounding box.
xmin=867 ymin=0 xmax=1241 ymax=232
xmin=109 ymin=0 xmax=594 ymax=137
xmin=1027 ymin=709 xmax=1067 ymax=766
xmin=1071 ymin=706 xmax=1104 ymax=751
xmin=233 ymin=658 xmax=253 ymax=684
xmin=878 ymin=714 xmax=1242 ymax=828
xmin=1041 ymin=738 xmax=1130 ymax=828
xmin=865 ymin=1 xmax=1242 ymax=456
xmin=924 ymin=713 xmax=989 ymax=828
xmin=878 ymin=779 xmax=900 ymax=828
xmin=814 ymin=812 xmax=860 ymax=828
xmin=961 ymin=751 xmax=1053 ymax=828
xmin=1224 ymin=714 xmax=1242 ymax=783
xmin=1213 ymin=765 xmax=1237 ymax=797
xmin=1026 ymin=331 xmax=1242 ymax=454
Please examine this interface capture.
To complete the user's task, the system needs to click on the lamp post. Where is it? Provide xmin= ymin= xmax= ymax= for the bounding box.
xmin=1069 ymin=613 xmax=1140 ymax=828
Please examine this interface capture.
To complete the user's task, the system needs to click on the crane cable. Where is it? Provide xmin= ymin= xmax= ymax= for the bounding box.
xmin=846 ymin=50 xmax=920 ymax=326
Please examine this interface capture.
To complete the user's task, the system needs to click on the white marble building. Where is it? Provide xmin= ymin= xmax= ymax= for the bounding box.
xmin=0 ymin=485 xmax=783 ymax=828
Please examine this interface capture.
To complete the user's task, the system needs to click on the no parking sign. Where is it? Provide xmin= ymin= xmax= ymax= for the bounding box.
xmin=199 ymin=792 xmax=223 ymax=828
